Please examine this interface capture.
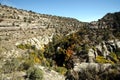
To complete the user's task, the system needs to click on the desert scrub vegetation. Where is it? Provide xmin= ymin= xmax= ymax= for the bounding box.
xmin=43 ymin=30 xmax=98 ymax=69
xmin=16 ymin=43 xmax=57 ymax=72
xmin=16 ymin=43 xmax=48 ymax=67
xmin=0 ymin=47 xmax=46 ymax=79
xmin=0 ymin=58 xmax=24 ymax=80
xmin=2 ymin=58 xmax=21 ymax=73
xmin=44 ymin=34 xmax=75 ymax=67
xmin=19 ymin=49 xmax=47 ymax=71
xmin=26 ymin=66 xmax=43 ymax=80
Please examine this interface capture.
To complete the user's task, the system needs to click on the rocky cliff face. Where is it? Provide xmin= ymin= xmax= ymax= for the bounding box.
xmin=88 ymin=39 xmax=120 ymax=63
xmin=90 ymin=12 xmax=120 ymax=30
xmin=98 ymin=12 xmax=120 ymax=29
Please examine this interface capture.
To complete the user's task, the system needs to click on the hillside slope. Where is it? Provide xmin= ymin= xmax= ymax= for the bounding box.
xmin=0 ymin=4 xmax=120 ymax=80
xmin=0 ymin=4 xmax=87 ymax=53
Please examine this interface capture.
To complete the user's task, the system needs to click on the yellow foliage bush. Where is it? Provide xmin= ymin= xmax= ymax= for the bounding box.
xmin=34 ymin=57 xmax=41 ymax=63
xmin=29 ymin=52 xmax=41 ymax=64
xmin=96 ymin=56 xmax=114 ymax=64
xmin=40 ymin=46 xmax=45 ymax=52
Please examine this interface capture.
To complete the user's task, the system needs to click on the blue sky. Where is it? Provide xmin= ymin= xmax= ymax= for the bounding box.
xmin=0 ymin=0 xmax=120 ymax=22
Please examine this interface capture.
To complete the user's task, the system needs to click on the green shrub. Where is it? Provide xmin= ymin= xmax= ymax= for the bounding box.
xmin=116 ymin=52 xmax=120 ymax=56
xmin=2 ymin=58 xmax=20 ymax=73
xmin=27 ymin=67 xmax=43 ymax=80
xmin=19 ymin=59 xmax=34 ymax=71
xmin=110 ymin=52 xmax=119 ymax=62
xmin=17 ymin=44 xmax=31 ymax=50
xmin=54 ymin=67 xmax=67 ymax=75
xmin=0 ymin=37 xmax=2 ymax=41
